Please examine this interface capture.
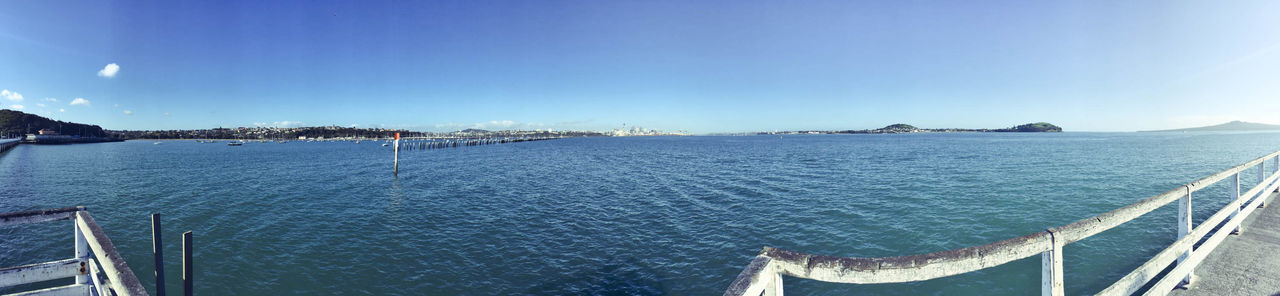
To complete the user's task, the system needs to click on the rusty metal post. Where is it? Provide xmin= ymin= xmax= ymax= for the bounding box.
xmin=153 ymin=214 xmax=166 ymax=296
xmin=183 ymin=231 xmax=193 ymax=296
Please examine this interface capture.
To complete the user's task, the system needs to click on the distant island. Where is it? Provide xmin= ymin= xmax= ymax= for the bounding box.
xmin=1140 ymin=121 xmax=1280 ymax=132
xmin=760 ymin=122 xmax=1062 ymax=135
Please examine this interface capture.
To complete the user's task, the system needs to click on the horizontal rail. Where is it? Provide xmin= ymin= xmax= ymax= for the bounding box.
xmin=75 ymin=211 xmax=150 ymax=296
xmin=6 ymin=284 xmax=92 ymax=296
xmin=1144 ymin=173 xmax=1278 ymax=295
xmin=0 ymin=206 xmax=84 ymax=227
xmin=724 ymin=255 xmax=774 ymax=296
xmin=727 ymin=149 xmax=1280 ymax=294
xmin=764 ymin=230 xmax=1051 ymax=284
xmin=0 ymin=258 xmax=87 ymax=287
xmin=1098 ymin=171 xmax=1280 ymax=295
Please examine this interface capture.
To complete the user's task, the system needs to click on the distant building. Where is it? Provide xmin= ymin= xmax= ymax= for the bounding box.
xmin=38 ymin=129 xmax=58 ymax=135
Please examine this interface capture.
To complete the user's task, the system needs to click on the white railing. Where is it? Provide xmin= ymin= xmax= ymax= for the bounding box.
xmin=1 ymin=207 xmax=150 ymax=296
xmin=726 ymin=150 xmax=1280 ymax=296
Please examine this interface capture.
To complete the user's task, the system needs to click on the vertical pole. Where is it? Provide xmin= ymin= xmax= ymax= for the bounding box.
xmin=1261 ymin=162 xmax=1268 ymax=208
xmin=763 ymin=271 xmax=783 ymax=296
xmin=183 ymin=231 xmax=193 ymax=296
xmin=1231 ymin=173 xmax=1242 ymax=234
xmin=153 ymin=214 xmax=166 ymax=296
xmin=1177 ymin=186 xmax=1193 ymax=285
xmin=74 ymin=213 xmax=89 ymax=285
xmin=1041 ymin=230 xmax=1063 ymax=296
xmin=393 ymin=133 xmax=400 ymax=175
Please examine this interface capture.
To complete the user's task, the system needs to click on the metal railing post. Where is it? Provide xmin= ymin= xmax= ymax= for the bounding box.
xmin=1177 ymin=186 xmax=1193 ymax=285
xmin=1042 ymin=229 xmax=1063 ymax=296
xmin=153 ymin=214 xmax=166 ymax=296
xmin=183 ymin=231 xmax=193 ymax=296
xmin=1231 ymin=173 xmax=1242 ymax=234
xmin=74 ymin=212 xmax=89 ymax=285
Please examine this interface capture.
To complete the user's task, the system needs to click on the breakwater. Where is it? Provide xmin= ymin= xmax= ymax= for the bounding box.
xmin=395 ymin=136 xmax=561 ymax=151
xmin=0 ymin=138 xmax=17 ymax=153
xmin=22 ymin=135 xmax=125 ymax=144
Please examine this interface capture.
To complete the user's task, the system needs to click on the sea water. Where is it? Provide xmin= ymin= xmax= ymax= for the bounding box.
xmin=3 ymin=132 xmax=1280 ymax=295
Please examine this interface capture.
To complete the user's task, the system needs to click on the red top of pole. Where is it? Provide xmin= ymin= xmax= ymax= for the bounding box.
xmin=395 ymin=132 xmax=400 ymax=140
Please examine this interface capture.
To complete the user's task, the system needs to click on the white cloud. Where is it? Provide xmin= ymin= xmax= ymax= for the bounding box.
xmin=1 ymin=89 xmax=23 ymax=102
xmin=10 ymin=104 xmax=24 ymax=110
xmin=163 ymin=112 xmax=170 ymax=116
xmin=44 ymin=98 xmax=57 ymax=102
xmin=97 ymin=63 xmax=120 ymax=78
xmin=70 ymin=98 xmax=90 ymax=106
xmin=123 ymin=110 xmax=133 ymax=115
xmin=59 ymin=108 xmax=65 ymax=112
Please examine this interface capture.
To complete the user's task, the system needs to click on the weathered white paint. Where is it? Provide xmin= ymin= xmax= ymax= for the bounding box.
xmin=0 ymin=258 xmax=86 ymax=287
xmin=1260 ymin=161 xmax=1267 ymax=208
xmin=723 ymin=255 xmax=774 ymax=296
xmin=724 ymin=150 xmax=1280 ymax=295
xmin=765 ymin=232 xmax=1052 ymax=284
xmin=1145 ymin=180 xmax=1272 ymax=296
xmin=4 ymin=284 xmax=91 ymax=296
xmin=0 ymin=207 xmax=81 ymax=227
xmin=1178 ymin=185 xmax=1193 ymax=286
xmin=1231 ymin=173 xmax=1242 ymax=234
xmin=1097 ymin=183 xmax=1255 ymax=295
xmin=75 ymin=220 xmax=89 ymax=285
xmin=763 ymin=272 xmax=782 ymax=296
xmin=75 ymin=211 xmax=150 ymax=296
xmin=89 ymin=258 xmax=109 ymax=296
xmin=1041 ymin=230 xmax=1064 ymax=296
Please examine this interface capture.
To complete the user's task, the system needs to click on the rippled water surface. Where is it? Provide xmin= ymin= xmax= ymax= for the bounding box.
xmin=4 ymin=132 xmax=1280 ymax=295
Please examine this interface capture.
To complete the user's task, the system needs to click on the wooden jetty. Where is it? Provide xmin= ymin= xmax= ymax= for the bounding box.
xmin=726 ymin=150 xmax=1280 ymax=296
xmin=1167 ymin=190 xmax=1280 ymax=295
xmin=0 ymin=207 xmax=149 ymax=296
xmin=0 ymin=138 xmax=19 ymax=153
xmin=393 ymin=136 xmax=561 ymax=152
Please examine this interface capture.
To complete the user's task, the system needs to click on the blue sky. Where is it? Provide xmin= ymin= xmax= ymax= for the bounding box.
xmin=2 ymin=1 xmax=1279 ymax=133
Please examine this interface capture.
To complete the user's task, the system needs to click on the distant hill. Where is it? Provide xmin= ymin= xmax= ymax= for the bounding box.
xmin=0 ymin=110 xmax=110 ymax=137
xmin=1141 ymin=121 xmax=1280 ymax=132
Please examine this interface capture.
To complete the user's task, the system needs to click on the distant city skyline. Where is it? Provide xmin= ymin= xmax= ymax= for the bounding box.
xmin=2 ymin=1 xmax=1279 ymax=133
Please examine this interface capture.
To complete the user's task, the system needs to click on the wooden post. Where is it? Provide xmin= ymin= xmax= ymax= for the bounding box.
xmin=153 ymin=214 xmax=166 ymax=296
xmin=1041 ymin=230 xmax=1063 ymax=296
xmin=74 ymin=213 xmax=89 ymax=285
xmin=1261 ymin=162 xmax=1268 ymax=208
xmin=183 ymin=231 xmax=193 ymax=296
xmin=763 ymin=272 xmax=783 ymax=296
xmin=393 ymin=133 xmax=400 ymax=175
xmin=1177 ymin=186 xmax=1193 ymax=285
xmin=1231 ymin=173 xmax=1242 ymax=234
